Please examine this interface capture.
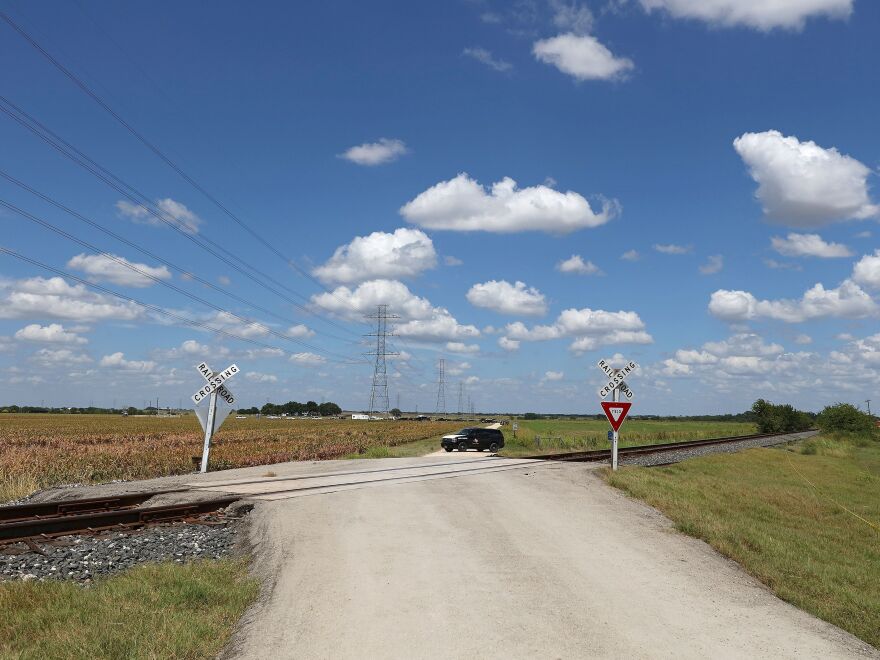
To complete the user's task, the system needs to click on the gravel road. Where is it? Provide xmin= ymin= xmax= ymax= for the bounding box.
xmin=226 ymin=457 xmax=877 ymax=659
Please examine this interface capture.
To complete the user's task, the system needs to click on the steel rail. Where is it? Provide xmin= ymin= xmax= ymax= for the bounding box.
xmin=0 ymin=496 xmax=240 ymax=544
xmin=525 ymin=430 xmax=814 ymax=462
xmin=0 ymin=489 xmax=189 ymax=523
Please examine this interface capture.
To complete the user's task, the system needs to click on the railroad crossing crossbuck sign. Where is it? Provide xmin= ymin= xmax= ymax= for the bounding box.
xmin=596 ymin=359 xmax=639 ymax=471
xmin=192 ymin=362 xmax=239 ymax=473
xmin=596 ymin=359 xmax=637 ymax=400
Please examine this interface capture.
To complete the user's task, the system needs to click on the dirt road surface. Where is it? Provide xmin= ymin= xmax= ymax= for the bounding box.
xmin=222 ymin=457 xmax=876 ymax=659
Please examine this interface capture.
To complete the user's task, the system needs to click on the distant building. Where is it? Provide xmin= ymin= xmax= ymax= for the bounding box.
xmin=351 ymin=414 xmax=369 ymax=420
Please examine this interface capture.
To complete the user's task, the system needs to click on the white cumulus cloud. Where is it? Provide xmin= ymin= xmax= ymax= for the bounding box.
xmin=67 ymin=253 xmax=172 ymax=288
xmin=505 ymin=307 xmax=652 ymax=353
xmin=205 ymin=311 xmax=270 ymax=339
xmin=498 ymin=336 xmax=520 ymax=351
xmin=532 ymin=33 xmax=634 ymax=81
xmin=771 ymin=233 xmax=852 ymax=258
xmin=709 ymin=280 xmax=877 ymax=323
xmin=313 ymin=228 xmax=437 ymax=285
xmin=339 ymin=138 xmax=408 ymax=166
xmin=286 ymin=324 xmax=315 ymax=339
xmin=289 ymin=352 xmax=327 ymax=366
xmin=15 ymin=323 xmax=87 ymax=345
xmin=446 ymin=342 xmax=480 ymax=354
xmin=400 ymin=173 xmax=617 ymax=234
xmin=639 ymin=0 xmax=853 ymax=30
xmin=100 ymin=352 xmax=156 ymax=372
xmin=466 ymin=280 xmax=547 ymax=316
xmin=0 ymin=276 xmax=142 ymax=322
xmin=311 ymin=279 xmax=479 ymax=343
xmin=557 ymin=254 xmax=601 ymax=275
xmin=32 ymin=348 xmax=92 ymax=366
xmin=733 ymin=130 xmax=878 ymax=227
xmin=116 ymin=198 xmax=203 ymax=234
xmin=852 ymin=250 xmax=880 ymax=289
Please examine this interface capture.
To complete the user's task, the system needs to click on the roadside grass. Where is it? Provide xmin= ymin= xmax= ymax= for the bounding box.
xmin=499 ymin=419 xmax=755 ymax=457
xmin=0 ymin=558 xmax=258 ymax=660
xmin=607 ymin=435 xmax=880 ymax=649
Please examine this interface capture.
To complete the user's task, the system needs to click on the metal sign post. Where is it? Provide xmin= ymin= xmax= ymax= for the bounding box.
xmin=611 ymin=387 xmax=619 ymax=470
xmin=191 ymin=362 xmax=239 ymax=474
xmin=200 ymin=390 xmax=218 ymax=473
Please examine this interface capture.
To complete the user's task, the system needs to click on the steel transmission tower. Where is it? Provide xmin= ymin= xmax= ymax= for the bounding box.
xmin=458 ymin=382 xmax=464 ymax=414
xmin=365 ymin=305 xmax=399 ymax=416
xmin=434 ymin=358 xmax=447 ymax=415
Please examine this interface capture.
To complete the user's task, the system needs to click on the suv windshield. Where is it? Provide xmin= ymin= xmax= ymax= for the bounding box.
xmin=455 ymin=428 xmax=474 ymax=435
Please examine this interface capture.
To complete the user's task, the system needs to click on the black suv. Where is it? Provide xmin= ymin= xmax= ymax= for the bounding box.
xmin=441 ymin=428 xmax=504 ymax=453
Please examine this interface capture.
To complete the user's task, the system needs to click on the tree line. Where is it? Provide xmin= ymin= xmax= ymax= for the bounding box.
xmin=238 ymin=400 xmax=342 ymax=417
xmin=751 ymin=399 xmax=876 ymax=436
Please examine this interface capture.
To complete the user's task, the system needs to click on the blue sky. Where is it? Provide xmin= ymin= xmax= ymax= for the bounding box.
xmin=1 ymin=0 xmax=878 ymax=414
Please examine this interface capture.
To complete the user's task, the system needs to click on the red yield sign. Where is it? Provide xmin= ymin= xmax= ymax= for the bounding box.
xmin=601 ymin=401 xmax=632 ymax=432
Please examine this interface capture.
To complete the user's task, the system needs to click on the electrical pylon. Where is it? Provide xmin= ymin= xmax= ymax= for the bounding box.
xmin=365 ymin=305 xmax=399 ymax=416
xmin=458 ymin=382 xmax=464 ymax=414
xmin=434 ymin=358 xmax=447 ymax=415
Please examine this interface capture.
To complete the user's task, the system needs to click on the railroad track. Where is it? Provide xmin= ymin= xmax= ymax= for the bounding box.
xmin=0 ymin=493 xmax=240 ymax=546
xmin=526 ymin=430 xmax=814 ymax=463
xmin=0 ymin=431 xmax=812 ymax=544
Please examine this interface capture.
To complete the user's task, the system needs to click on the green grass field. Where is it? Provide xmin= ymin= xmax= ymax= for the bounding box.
xmin=499 ymin=418 xmax=755 ymax=456
xmin=0 ymin=559 xmax=258 ymax=660
xmin=608 ymin=434 xmax=880 ymax=649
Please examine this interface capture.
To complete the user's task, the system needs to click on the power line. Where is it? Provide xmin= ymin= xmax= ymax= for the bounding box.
xmin=0 ymin=169 xmax=361 ymax=347
xmin=0 ymin=10 xmax=367 ymax=322
xmin=0 ymin=12 xmax=443 ymax=373
xmin=0 ymin=246 xmax=364 ymax=365
xmin=365 ymin=305 xmax=399 ymax=416
xmin=0 ymin=196 xmax=362 ymax=363
xmin=0 ymin=96 xmax=361 ymax=340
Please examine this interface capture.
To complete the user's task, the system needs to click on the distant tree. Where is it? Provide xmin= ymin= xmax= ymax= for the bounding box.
xmin=522 ymin=412 xmax=542 ymax=420
xmin=318 ymin=402 xmax=342 ymax=416
xmin=751 ymin=399 xmax=812 ymax=433
xmin=306 ymin=401 xmax=319 ymax=415
xmin=281 ymin=401 xmax=304 ymax=416
xmin=389 ymin=408 xmax=402 ymax=418
xmin=817 ymin=403 xmax=875 ymax=435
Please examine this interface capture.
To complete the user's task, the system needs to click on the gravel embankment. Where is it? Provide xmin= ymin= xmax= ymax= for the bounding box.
xmin=621 ymin=430 xmax=818 ymax=467
xmin=0 ymin=520 xmax=239 ymax=583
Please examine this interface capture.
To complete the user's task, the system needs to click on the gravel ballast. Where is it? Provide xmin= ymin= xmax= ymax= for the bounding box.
xmin=0 ymin=520 xmax=239 ymax=583
xmin=621 ymin=431 xmax=818 ymax=467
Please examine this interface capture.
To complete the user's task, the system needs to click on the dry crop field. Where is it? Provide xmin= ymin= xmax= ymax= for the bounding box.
xmin=0 ymin=414 xmax=462 ymax=502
